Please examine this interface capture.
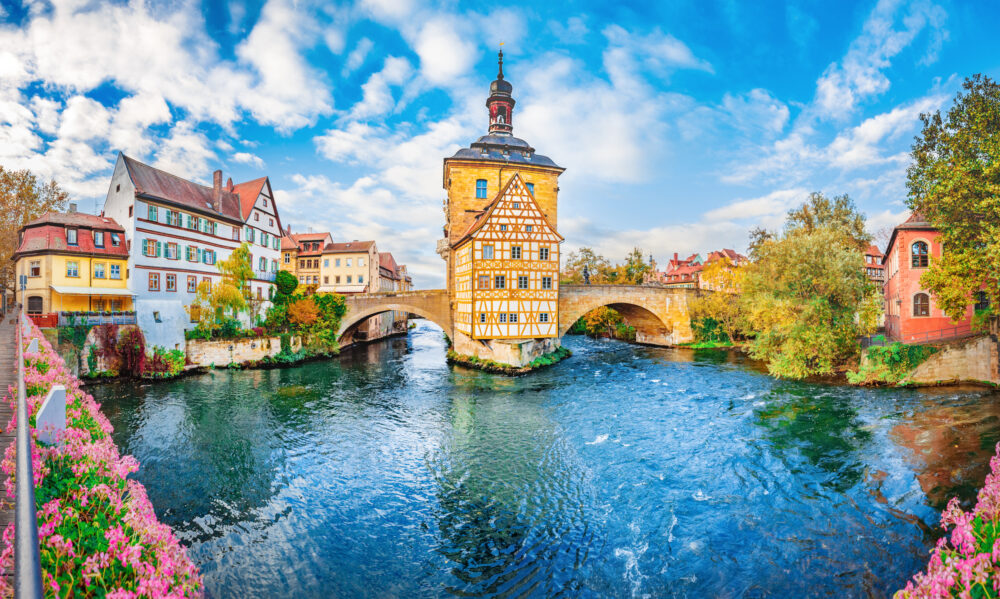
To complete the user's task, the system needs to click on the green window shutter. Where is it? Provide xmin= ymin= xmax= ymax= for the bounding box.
xmin=155 ymin=241 xmax=162 ymax=257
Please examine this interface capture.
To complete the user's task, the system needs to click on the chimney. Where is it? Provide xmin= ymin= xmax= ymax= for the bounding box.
xmin=68 ymin=202 xmax=77 ymax=213
xmin=286 ymin=225 xmax=291 ymax=235
xmin=226 ymin=177 xmax=233 ymax=190
xmin=212 ymin=170 xmax=222 ymax=211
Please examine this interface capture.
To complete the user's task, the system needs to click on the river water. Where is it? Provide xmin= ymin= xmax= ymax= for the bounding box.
xmin=91 ymin=321 xmax=1000 ymax=598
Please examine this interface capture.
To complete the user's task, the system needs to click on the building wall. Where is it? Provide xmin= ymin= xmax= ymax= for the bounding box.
xmin=462 ymin=174 xmax=561 ymax=340
xmin=884 ymin=227 xmax=975 ymax=342
xmin=17 ymin=253 xmax=131 ymax=313
xmin=443 ymin=160 xmax=561 ymax=293
xmin=103 ymin=154 xmax=243 ymax=349
xmin=243 ymin=183 xmax=281 ymax=304
xmin=319 ymin=248 xmax=379 ymax=290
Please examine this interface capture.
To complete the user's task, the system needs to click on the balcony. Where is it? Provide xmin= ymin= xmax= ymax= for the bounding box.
xmin=255 ymin=270 xmax=276 ymax=282
xmin=38 ymin=311 xmax=139 ymax=327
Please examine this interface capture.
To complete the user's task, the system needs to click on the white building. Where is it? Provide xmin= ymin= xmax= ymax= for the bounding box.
xmin=232 ymin=176 xmax=284 ymax=302
xmin=102 ymin=153 xmax=280 ymax=348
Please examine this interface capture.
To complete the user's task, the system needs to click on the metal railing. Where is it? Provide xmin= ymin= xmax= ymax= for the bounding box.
xmin=56 ymin=311 xmax=137 ymax=327
xmin=903 ymin=322 xmax=976 ymax=344
xmin=14 ymin=308 xmax=43 ymax=598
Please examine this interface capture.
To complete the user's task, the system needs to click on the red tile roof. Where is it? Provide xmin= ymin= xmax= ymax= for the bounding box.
xmin=231 ymin=176 xmax=268 ymax=221
xmin=122 ymin=154 xmax=243 ymax=223
xmin=17 ymin=212 xmax=129 ymax=258
xmin=280 ymin=235 xmax=298 ymax=251
xmin=291 ymin=232 xmax=333 ymax=255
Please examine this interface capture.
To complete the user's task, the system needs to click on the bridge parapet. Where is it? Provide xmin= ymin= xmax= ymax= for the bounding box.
xmin=339 ymin=289 xmax=453 ymax=338
xmin=558 ymin=285 xmax=698 ymax=345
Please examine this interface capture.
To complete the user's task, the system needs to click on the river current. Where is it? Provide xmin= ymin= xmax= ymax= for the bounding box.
xmin=91 ymin=321 xmax=1000 ymax=598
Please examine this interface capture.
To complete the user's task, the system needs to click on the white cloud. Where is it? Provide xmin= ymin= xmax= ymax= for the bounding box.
xmin=342 ymin=37 xmax=373 ymax=75
xmin=233 ymin=152 xmax=265 ymax=168
xmin=348 ymin=56 xmax=412 ymax=120
xmin=825 ymin=95 xmax=944 ymax=169
xmin=720 ymin=89 xmax=790 ymax=137
xmin=704 ymin=188 xmax=810 ymax=222
xmin=414 ymin=17 xmax=480 ymax=85
xmin=814 ymin=0 xmax=947 ymax=120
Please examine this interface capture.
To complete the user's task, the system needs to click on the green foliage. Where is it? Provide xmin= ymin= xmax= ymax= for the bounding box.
xmin=218 ymin=318 xmax=241 ymax=339
xmin=142 ymin=346 xmax=185 ymax=379
xmin=561 ymin=247 xmax=613 ymax=284
xmin=86 ymin=345 xmax=97 ymax=373
xmin=621 ymin=247 xmax=652 ymax=284
xmin=526 ymin=346 xmax=572 ymax=369
xmin=741 ymin=215 xmax=880 ymax=379
xmin=907 ymin=74 xmax=1000 ymax=321
xmin=447 ymin=346 xmax=572 ymax=373
xmin=275 ymin=270 xmax=298 ymax=296
xmin=847 ymin=342 xmax=937 ymax=385
xmin=692 ymin=318 xmax=731 ymax=344
xmin=784 ymin=192 xmax=872 ymax=250
xmin=280 ymin=333 xmax=291 ymax=353
xmin=58 ymin=322 xmax=89 ymax=350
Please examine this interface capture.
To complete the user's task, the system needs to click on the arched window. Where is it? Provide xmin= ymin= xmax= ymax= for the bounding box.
xmin=911 ymin=241 xmax=929 ymax=268
xmin=913 ymin=293 xmax=930 ymax=317
xmin=27 ymin=296 xmax=43 ymax=314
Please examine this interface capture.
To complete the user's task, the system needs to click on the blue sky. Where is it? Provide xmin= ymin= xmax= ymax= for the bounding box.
xmin=2 ymin=0 xmax=999 ymax=288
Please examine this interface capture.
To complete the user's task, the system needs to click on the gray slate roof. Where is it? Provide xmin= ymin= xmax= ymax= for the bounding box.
xmin=450 ymin=134 xmax=562 ymax=169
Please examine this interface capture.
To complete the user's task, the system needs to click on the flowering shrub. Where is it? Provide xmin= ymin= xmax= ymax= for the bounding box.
xmin=143 ymin=347 xmax=186 ymax=379
xmin=0 ymin=321 xmax=202 ymax=597
xmin=896 ymin=443 xmax=1000 ymax=598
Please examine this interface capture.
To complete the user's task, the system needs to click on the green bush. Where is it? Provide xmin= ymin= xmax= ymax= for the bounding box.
xmin=275 ymin=270 xmax=298 ymax=296
xmin=692 ymin=317 xmax=730 ymax=344
xmin=847 ymin=342 xmax=937 ymax=385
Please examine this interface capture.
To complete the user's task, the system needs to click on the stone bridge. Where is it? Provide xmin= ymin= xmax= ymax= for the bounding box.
xmin=339 ymin=290 xmax=453 ymax=343
xmin=340 ymin=285 xmax=697 ymax=346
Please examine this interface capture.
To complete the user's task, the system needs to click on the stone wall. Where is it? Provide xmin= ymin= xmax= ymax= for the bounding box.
xmin=452 ymin=331 xmax=558 ymax=368
xmin=558 ymin=285 xmax=697 ymax=346
xmin=186 ymin=336 xmax=302 ymax=367
xmin=903 ymin=335 xmax=1000 ymax=386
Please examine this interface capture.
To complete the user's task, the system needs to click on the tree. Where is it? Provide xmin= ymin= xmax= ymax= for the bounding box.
xmin=0 ymin=167 xmax=68 ymax=293
xmin=287 ymin=297 xmax=319 ymax=327
xmin=740 ymin=226 xmax=879 ymax=379
xmin=621 ymin=247 xmax=652 ymax=285
xmin=785 ymin=191 xmax=871 ymax=250
xmin=218 ymin=242 xmax=253 ymax=295
xmin=561 ymin=247 xmax=612 ymax=284
xmin=583 ymin=306 xmax=623 ymax=337
xmin=275 ymin=270 xmax=298 ymax=296
xmin=688 ymin=257 xmax=746 ymax=342
xmin=186 ymin=281 xmax=246 ymax=333
xmin=907 ymin=74 xmax=1000 ymax=321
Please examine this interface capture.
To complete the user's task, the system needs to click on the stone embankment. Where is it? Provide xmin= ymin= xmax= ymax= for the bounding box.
xmin=901 ymin=334 xmax=1000 ymax=387
xmin=186 ymin=336 xmax=303 ymax=367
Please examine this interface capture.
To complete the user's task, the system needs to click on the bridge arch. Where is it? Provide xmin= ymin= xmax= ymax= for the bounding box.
xmin=558 ymin=285 xmax=696 ymax=346
xmin=337 ymin=290 xmax=453 ymax=341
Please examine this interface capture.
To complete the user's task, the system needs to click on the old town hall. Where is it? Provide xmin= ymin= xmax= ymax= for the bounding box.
xmin=439 ymin=50 xmax=565 ymax=367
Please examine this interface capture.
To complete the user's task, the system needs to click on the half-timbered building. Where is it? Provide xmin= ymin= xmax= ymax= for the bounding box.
xmin=453 ymin=173 xmax=561 ymax=339
xmin=440 ymin=50 xmax=566 ymax=366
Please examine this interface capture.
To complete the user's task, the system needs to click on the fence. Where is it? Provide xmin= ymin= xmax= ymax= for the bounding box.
xmin=56 ymin=312 xmax=137 ymax=327
xmin=14 ymin=309 xmax=43 ymax=598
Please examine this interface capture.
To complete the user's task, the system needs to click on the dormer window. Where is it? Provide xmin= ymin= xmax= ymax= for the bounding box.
xmin=66 ymin=228 xmax=78 ymax=245
xmin=94 ymin=231 xmax=104 ymax=247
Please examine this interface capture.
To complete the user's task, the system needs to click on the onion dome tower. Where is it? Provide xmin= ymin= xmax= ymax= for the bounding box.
xmin=487 ymin=50 xmax=514 ymax=135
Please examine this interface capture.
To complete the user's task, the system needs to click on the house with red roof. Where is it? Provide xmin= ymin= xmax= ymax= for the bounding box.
xmin=13 ymin=206 xmax=132 ymax=325
xmin=102 ymin=153 xmax=284 ymax=348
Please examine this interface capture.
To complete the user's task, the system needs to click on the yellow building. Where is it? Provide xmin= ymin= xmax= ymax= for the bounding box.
xmin=453 ymin=173 xmax=561 ymax=339
xmin=280 ymin=228 xmax=299 ymax=277
xmin=318 ymin=240 xmax=378 ymax=294
xmin=440 ymin=50 xmax=565 ymax=366
xmin=14 ymin=208 xmax=133 ymax=318
xmin=288 ymin=232 xmax=332 ymax=287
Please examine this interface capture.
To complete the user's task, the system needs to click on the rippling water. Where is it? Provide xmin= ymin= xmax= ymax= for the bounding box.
xmin=91 ymin=322 xmax=1000 ymax=597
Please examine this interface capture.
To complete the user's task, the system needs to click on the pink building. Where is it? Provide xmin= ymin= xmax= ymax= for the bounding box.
xmin=883 ymin=213 xmax=977 ymax=342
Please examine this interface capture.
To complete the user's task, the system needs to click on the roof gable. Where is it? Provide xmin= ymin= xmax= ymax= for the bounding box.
xmin=454 ymin=172 xmax=563 ymax=247
xmin=121 ymin=154 xmax=243 ymax=222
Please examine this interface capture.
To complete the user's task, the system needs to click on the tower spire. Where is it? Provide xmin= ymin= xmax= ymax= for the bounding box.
xmin=487 ymin=44 xmax=514 ymax=136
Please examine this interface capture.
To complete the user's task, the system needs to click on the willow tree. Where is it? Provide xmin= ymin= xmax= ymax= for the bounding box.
xmin=907 ymin=74 xmax=1000 ymax=320
xmin=740 ymin=197 xmax=879 ymax=379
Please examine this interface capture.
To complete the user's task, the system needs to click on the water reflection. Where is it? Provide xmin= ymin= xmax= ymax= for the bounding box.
xmin=90 ymin=324 xmax=1000 ymax=598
